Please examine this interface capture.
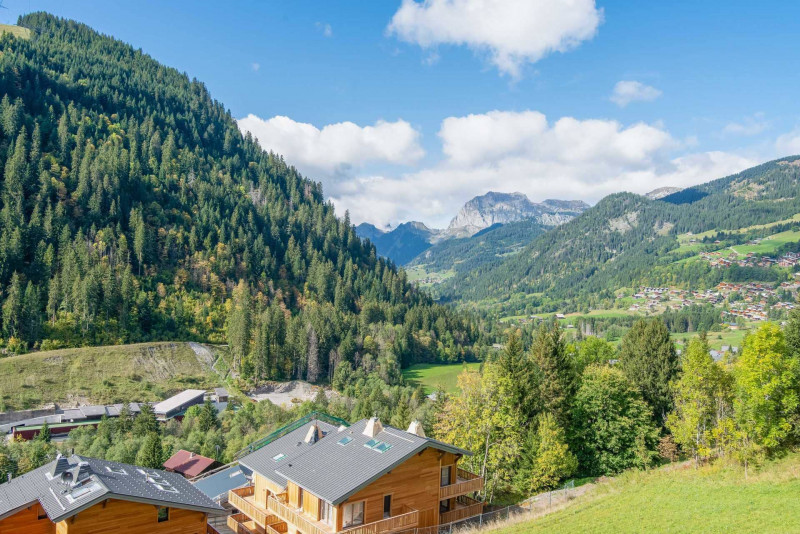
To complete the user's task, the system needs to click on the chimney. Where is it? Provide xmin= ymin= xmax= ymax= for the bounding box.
xmin=362 ymin=417 xmax=383 ymax=438
xmin=51 ymin=454 xmax=70 ymax=478
xmin=304 ymin=424 xmax=321 ymax=444
xmin=407 ymin=420 xmax=426 ymax=438
xmin=190 ymin=452 xmax=195 ymax=458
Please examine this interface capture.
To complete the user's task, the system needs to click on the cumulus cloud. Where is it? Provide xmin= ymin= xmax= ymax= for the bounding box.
xmin=723 ymin=113 xmax=768 ymax=136
xmin=775 ymin=129 xmax=800 ymax=156
xmin=251 ymin=62 xmax=260 ymax=72
xmin=238 ymin=114 xmax=424 ymax=177
xmin=331 ymin=110 xmax=755 ymax=226
xmin=387 ymin=0 xmax=602 ymax=77
xmin=610 ymin=80 xmax=662 ymax=107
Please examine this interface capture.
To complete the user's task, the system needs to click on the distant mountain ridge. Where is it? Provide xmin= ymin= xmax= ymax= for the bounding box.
xmin=445 ymin=192 xmax=589 ymax=238
xmin=356 ymin=192 xmax=588 ymax=265
xmin=436 ymin=156 xmax=800 ymax=313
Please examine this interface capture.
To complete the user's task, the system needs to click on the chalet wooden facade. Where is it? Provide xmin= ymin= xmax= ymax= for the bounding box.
xmin=0 ymin=455 xmax=224 ymax=534
xmin=227 ymin=417 xmax=484 ymax=534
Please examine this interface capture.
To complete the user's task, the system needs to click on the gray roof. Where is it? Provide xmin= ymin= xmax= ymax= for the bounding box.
xmin=192 ymin=464 xmax=252 ymax=501
xmin=153 ymin=389 xmax=206 ymax=415
xmin=214 ymin=388 xmax=229 ymax=397
xmin=239 ymin=420 xmax=339 ymax=490
xmin=0 ymin=455 xmax=224 ymax=523
xmin=241 ymin=418 xmax=471 ymax=506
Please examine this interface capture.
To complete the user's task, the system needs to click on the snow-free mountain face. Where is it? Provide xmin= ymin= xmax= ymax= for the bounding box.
xmin=645 ymin=187 xmax=682 ymax=200
xmin=445 ymin=192 xmax=589 ymax=238
xmin=356 ymin=192 xmax=588 ymax=264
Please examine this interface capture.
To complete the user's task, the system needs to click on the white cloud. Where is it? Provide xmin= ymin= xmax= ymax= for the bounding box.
xmin=251 ymin=62 xmax=260 ymax=72
xmin=331 ymin=110 xmax=755 ymax=227
xmin=387 ymin=0 xmax=602 ymax=77
xmin=775 ymin=129 xmax=800 ymax=155
xmin=610 ymin=80 xmax=662 ymax=107
xmin=316 ymin=22 xmax=333 ymax=37
xmin=723 ymin=113 xmax=768 ymax=136
xmin=238 ymin=114 xmax=424 ymax=177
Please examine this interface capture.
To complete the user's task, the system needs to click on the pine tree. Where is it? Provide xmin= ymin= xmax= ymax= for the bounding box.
xmin=618 ymin=318 xmax=679 ymax=424
xmin=136 ymin=433 xmax=164 ymax=469
xmin=226 ymin=280 xmax=252 ymax=372
xmin=531 ymin=321 xmax=575 ymax=430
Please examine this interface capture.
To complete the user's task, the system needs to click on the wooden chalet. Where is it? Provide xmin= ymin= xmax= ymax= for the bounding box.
xmin=0 ymin=454 xmax=224 ymax=534
xmin=227 ymin=416 xmax=484 ymax=534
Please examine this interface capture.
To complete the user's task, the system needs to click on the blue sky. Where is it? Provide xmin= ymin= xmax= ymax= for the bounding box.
xmin=7 ymin=1 xmax=800 ymax=227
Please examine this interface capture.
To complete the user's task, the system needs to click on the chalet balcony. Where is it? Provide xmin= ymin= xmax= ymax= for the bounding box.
xmin=229 ymin=486 xmax=421 ymax=534
xmin=341 ymin=504 xmax=420 ymax=534
xmin=439 ymin=496 xmax=484 ymax=524
xmin=439 ymin=468 xmax=484 ymax=500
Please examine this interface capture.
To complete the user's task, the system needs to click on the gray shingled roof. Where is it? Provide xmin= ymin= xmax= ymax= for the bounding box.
xmin=192 ymin=464 xmax=252 ymax=501
xmin=153 ymin=389 xmax=207 ymax=415
xmin=241 ymin=418 xmax=471 ymax=506
xmin=238 ymin=420 xmax=339 ymax=490
xmin=0 ymin=455 xmax=224 ymax=523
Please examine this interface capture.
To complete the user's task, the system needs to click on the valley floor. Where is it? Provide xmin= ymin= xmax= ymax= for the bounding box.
xmin=488 ymin=454 xmax=800 ymax=534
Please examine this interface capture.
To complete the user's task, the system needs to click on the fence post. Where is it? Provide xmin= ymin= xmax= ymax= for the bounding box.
xmin=479 ymin=513 xmax=483 ymax=528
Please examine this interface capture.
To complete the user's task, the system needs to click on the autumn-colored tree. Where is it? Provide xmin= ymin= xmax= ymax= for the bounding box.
xmin=733 ymin=323 xmax=799 ymax=457
xmin=667 ymin=337 xmax=732 ymax=464
xmin=528 ymin=413 xmax=578 ymax=494
xmin=435 ymin=366 xmax=520 ymax=502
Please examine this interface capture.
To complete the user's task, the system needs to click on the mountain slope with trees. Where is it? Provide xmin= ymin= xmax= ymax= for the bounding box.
xmin=0 ymin=13 xmax=481 ymax=383
xmin=437 ymin=157 xmax=800 ymax=314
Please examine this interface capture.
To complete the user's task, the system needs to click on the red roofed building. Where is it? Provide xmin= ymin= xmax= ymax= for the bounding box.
xmin=163 ymin=449 xmax=220 ymax=478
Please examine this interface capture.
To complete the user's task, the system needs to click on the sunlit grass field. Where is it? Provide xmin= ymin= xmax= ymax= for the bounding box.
xmin=498 ymin=454 xmax=800 ymax=534
xmin=402 ymin=362 xmax=482 ymax=394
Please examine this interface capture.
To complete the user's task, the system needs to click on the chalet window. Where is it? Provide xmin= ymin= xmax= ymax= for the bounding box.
xmin=320 ymin=500 xmax=334 ymax=526
xmin=440 ymin=499 xmax=451 ymax=513
xmin=343 ymin=501 xmax=364 ymax=527
xmin=298 ymin=488 xmax=304 ymax=510
xmin=440 ymin=466 xmax=452 ymax=487
xmin=383 ymin=495 xmax=392 ymax=519
xmin=157 ymin=506 xmax=169 ymax=523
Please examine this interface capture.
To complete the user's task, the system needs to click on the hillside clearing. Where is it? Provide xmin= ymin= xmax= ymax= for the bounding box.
xmin=0 ymin=342 xmax=219 ymax=411
xmin=0 ymin=24 xmax=31 ymax=39
xmin=402 ymin=362 xmax=482 ymax=394
xmin=493 ymin=454 xmax=800 ymax=534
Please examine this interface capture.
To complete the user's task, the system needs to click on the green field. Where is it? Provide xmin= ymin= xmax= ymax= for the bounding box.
xmin=671 ymin=327 xmax=750 ymax=352
xmin=0 ymin=342 xmax=220 ymax=411
xmin=402 ymin=362 xmax=482 ymax=394
xmin=500 ymin=454 xmax=800 ymax=534
xmin=404 ymin=265 xmax=455 ymax=286
xmin=0 ymin=24 xmax=31 ymax=39
xmin=730 ymin=229 xmax=800 ymax=257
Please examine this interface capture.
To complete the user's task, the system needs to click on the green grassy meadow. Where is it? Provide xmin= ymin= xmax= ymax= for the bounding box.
xmin=402 ymin=362 xmax=482 ymax=394
xmin=499 ymin=454 xmax=800 ymax=534
xmin=0 ymin=24 xmax=32 ymax=39
xmin=0 ymin=342 xmax=219 ymax=411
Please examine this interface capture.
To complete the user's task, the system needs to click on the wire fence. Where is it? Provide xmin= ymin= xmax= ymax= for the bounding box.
xmin=394 ymin=480 xmax=579 ymax=534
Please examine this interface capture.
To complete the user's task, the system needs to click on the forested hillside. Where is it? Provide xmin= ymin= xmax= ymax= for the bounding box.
xmin=439 ymin=158 xmax=800 ymax=314
xmin=0 ymin=13 xmax=480 ymax=380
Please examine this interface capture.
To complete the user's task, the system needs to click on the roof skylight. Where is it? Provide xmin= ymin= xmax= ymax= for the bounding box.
xmin=273 ymin=453 xmax=287 ymax=462
xmin=364 ymin=438 xmax=380 ymax=449
xmin=374 ymin=442 xmax=393 ymax=453
xmin=338 ymin=436 xmax=354 ymax=446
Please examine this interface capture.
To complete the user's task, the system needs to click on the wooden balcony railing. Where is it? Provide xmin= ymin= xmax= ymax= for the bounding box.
xmin=343 ymin=505 xmax=420 ymax=534
xmin=267 ymin=496 xmax=331 ymax=534
xmin=207 ymin=524 xmax=222 ymax=534
xmin=439 ymin=496 xmax=484 ymax=524
xmin=229 ymin=487 xmax=284 ymax=529
xmin=228 ymin=513 xmax=262 ymax=534
xmin=439 ymin=469 xmax=484 ymax=500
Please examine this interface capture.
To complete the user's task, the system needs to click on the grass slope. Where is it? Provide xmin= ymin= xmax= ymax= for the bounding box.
xmin=0 ymin=342 xmax=219 ymax=411
xmin=402 ymin=362 xmax=482 ymax=394
xmin=0 ymin=24 xmax=31 ymax=39
xmin=500 ymin=455 xmax=800 ymax=534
